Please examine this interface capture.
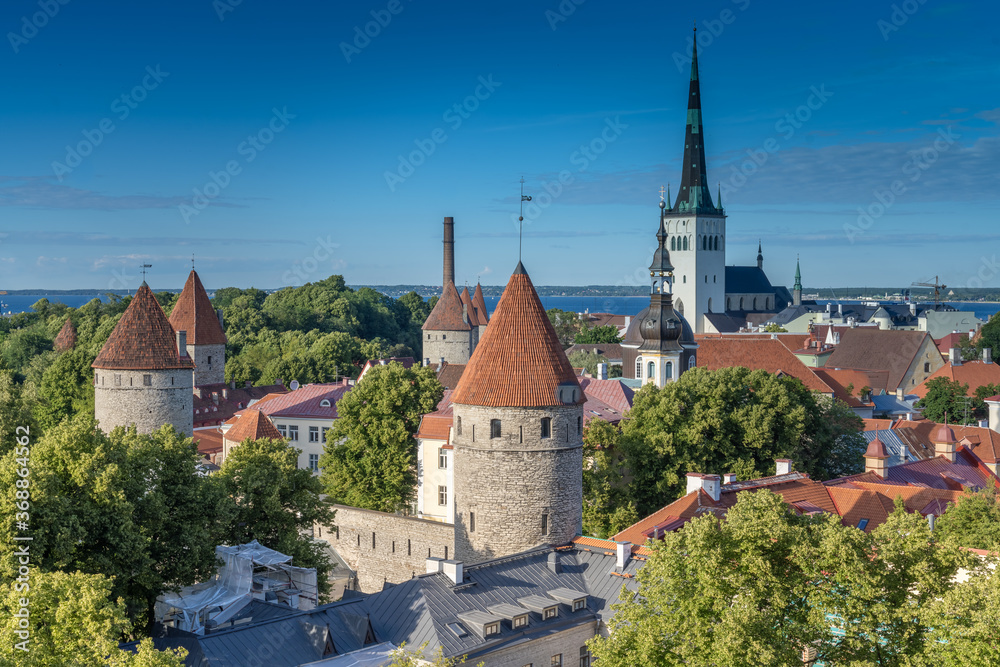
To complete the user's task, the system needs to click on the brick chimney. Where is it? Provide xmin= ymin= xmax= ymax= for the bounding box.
xmin=443 ymin=216 xmax=455 ymax=287
xmin=176 ymin=330 xmax=187 ymax=358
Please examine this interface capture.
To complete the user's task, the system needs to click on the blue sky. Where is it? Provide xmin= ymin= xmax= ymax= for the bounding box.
xmin=0 ymin=0 xmax=997 ymax=292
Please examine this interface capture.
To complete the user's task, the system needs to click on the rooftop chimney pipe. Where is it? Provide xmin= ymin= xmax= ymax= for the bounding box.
xmin=176 ymin=330 xmax=188 ymax=358
xmin=443 ymin=217 xmax=455 ymax=287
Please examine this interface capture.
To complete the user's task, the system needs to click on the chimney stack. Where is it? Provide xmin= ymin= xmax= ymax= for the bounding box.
xmin=932 ymin=424 xmax=958 ymax=463
xmin=686 ymin=473 xmax=703 ymax=496
xmin=984 ymin=348 xmax=993 ymax=365
xmin=900 ymin=444 xmax=909 ymax=463
xmin=547 ymin=551 xmax=562 ymax=574
xmin=949 ymin=348 xmax=962 ymax=366
xmin=176 ymin=330 xmax=188 ymax=357
xmin=723 ymin=473 xmax=737 ymax=484
xmin=615 ymin=541 xmax=631 ymax=569
xmin=441 ymin=559 xmax=463 ymax=585
xmin=597 ymin=362 xmax=608 ymax=380
xmin=775 ymin=459 xmax=793 ymax=475
xmin=442 ymin=217 xmax=455 ymax=287
xmin=701 ymin=475 xmax=721 ymax=502
xmin=426 ymin=557 xmax=445 ymax=574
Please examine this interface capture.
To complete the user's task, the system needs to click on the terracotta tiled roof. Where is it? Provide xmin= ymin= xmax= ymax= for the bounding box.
xmin=472 ymin=283 xmax=489 ymax=324
xmin=423 ymin=282 xmax=471 ymax=331
xmin=417 ymin=391 xmax=454 ymax=441
xmin=193 ymin=428 xmax=224 ymax=456
xmin=934 ymin=332 xmax=969 ymax=355
xmin=913 ymin=360 xmax=1000 ymax=398
xmin=92 ymin=284 xmax=195 ymax=370
xmin=825 ymin=329 xmax=938 ymax=391
xmin=577 ymin=377 xmax=634 ymax=415
xmin=452 ymin=263 xmax=583 ymax=407
xmin=459 ymin=287 xmax=482 ymax=327
xmin=826 ymin=486 xmax=888 ymax=532
xmin=814 ymin=368 xmax=887 ymax=406
xmin=168 ymin=270 xmax=227 ymax=346
xmin=224 ymin=408 xmax=283 ymax=443
xmin=693 ymin=337 xmax=834 ymax=394
xmin=54 ymin=318 xmax=77 ymax=351
xmin=435 ymin=362 xmax=466 ymax=389
xmin=192 ymin=382 xmax=288 ymax=428
xmin=235 ymin=382 xmax=352 ymax=420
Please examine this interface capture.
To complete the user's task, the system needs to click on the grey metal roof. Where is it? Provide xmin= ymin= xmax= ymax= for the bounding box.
xmin=725 ymin=266 xmax=775 ymax=294
xmin=487 ymin=603 xmax=529 ymax=619
xmin=547 ymin=588 xmax=588 ymax=604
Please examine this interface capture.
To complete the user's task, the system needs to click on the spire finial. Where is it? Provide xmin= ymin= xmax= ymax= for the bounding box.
xmin=191 ymin=254 xmax=195 ymax=270
xmin=518 ymin=176 xmax=532 ymax=263
xmin=140 ymin=263 xmax=152 ymax=283
xmin=717 ymin=182 xmax=722 ymax=208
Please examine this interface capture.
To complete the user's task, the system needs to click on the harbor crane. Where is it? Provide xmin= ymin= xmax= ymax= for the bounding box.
xmin=911 ymin=275 xmax=946 ymax=306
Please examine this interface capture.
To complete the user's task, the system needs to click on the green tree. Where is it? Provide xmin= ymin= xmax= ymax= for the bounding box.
xmin=916 ymin=377 xmax=975 ymax=424
xmin=0 ymin=369 xmax=38 ymax=457
xmin=34 ymin=347 xmax=96 ymax=431
xmin=582 ymin=419 xmax=637 ymax=538
xmin=0 ymin=570 xmax=187 ymax=666
xmin=763 ymin=323 xmax=788 ymax=333
xmin=618 ymin=367 xmax=864 ymax=516
xmin=574 ymin=324 xmax=622 ymax=344
xmin=975 ymin=312 xmax=1000 ymax=361
xmin=387 ymin=643 xmax=481 ymax=666
xmin=923 ymin=557 xmax=1000 ymax=666
xmin=212 ymin=437 xmax=335 ymax=596
xmin=935 ymin=487 xmax=1000 ymax=551
xmin=320 ymin=363 xmax=443 ymax=512
xmin=546 ymin=308 xmax=587 ymax=347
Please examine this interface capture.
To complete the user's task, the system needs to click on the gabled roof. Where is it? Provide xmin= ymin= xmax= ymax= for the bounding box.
xmin=814 ymin=368 xmax=882 ymax=407
xmin=435 ymin=362 xmax=466 ymax=389
xmin=357 ymin=357 xmax=415 ymax=383
xmin=423 ymin=282 xmax=471 ymax=332
xmin=935 ymin=331 xmax=969 ymax=355
xmin=224 ymin=409 xmax=283 ymax=443
xmin=168 ymin=270 xmax=227 ymax=346
xmin=693 ymin=337 xmax=834 ymax=394
xmin=825 ymin=329 xmax=938 ymax=391
xmin=577 ymin=377 xmax=635 ymax=415
xmin=724 ymin=266 xmax=776 ymax=296
xmin=459 ymin=287 xmax=481 ymax=327
xmin=416 ymin=391 xmax=454 ymax=441
xmin=92 ymin=284 xmax=196 ymax=370
xmin=452 ymin=263 xmax=582 ymax=407
xmin=912 ymin=360 xmax=1000 ymax=398
xmin=193 ymin=382 xmax=288 ymax=428
xmin=472 ymin=283 xmax=489 ymax=325
xmin=54 ymin=318 xmax=77 ymax=351
xmin=235 ymin=382 xmax=352 ymax=420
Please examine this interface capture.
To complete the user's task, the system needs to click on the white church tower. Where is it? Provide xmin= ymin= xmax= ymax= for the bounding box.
xmin=662 ymin=27 xmax=726 ymax=333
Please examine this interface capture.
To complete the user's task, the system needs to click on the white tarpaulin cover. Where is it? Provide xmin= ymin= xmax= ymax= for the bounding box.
xmin=301 ymin=642 xmax=400 ymax=666
xmin=217 ymin=539 xmax=294 ymax=567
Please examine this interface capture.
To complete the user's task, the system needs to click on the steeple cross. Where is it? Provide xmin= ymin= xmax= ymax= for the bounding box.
xmin=658 ymin=185 xmax=666 ymax=202
xmin=140 ymin=264 xmax=152 ymax=281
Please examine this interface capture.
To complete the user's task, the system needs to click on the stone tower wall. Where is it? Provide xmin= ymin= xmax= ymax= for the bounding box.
xmin=94 ymin=368 xmax=194 ymax=437
xmin=423 ymin=329 xmax=473 ymax=365
xmin=187 ymin=342 xmax=225 ymax=386
xmin=453 ymin=403 xmax=583 ymax=563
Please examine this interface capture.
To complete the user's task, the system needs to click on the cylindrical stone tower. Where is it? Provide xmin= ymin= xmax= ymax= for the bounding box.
xmin=452 ymin=261 xmax=584 ymax=563
xmin=92 ymin=283 xmax=195 ymax=437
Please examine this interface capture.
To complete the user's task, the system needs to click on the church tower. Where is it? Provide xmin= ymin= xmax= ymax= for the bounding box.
xmin=452 ymin=262 xmax=584 ymax=563
xmin=169 ymin=269 xmax=227 ymax=386
xmin=793 ymin=256 xmax=803 ymax=306
xmin=663 ymin=28 xmax=726 ymax=333
xmin=92 ymin=283 xmax=195 ymax=436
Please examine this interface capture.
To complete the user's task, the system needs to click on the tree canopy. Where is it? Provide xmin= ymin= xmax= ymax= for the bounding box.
xmin=574 ymin=324 xmax=622 ymax=344
xmin=320 ymin=362 xmax=444 ymax=512
xmin=915 ymin=377 xmax=999 ymax=424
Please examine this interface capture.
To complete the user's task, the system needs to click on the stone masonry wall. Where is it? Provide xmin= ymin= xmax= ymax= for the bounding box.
xmin=188 ymin=342 xmax=225 ymax=386
xmin=94 ymin=368 xmax=194 ymax=436
xmin=320 ymin=505 xmax=455 ymax=593
xmin=423 ymin=330 xmax=472 ymax=365
xmin=453 ymin=403 xmax=583 ymax=563
xmin=475 ymin=619 xmax=597 ymax=667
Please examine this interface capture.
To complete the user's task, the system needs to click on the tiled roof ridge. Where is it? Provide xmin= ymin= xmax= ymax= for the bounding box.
xmin=452 ymin=266 xmax=583 ymax=407
xmin=92 ymin=283 xmax=195 ymax=370
xmin=168 ymin=270 xmax=227 ymax=346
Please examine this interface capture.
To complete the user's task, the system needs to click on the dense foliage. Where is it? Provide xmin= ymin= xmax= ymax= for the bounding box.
xmin=320 ymin=363 xmax=444 ymax=512
xmin=574 ymin=324 xmax=622 ymax=344
xmin=916 ymin=376 xmax=1000 ymax=424
xmin=588 ymin=490 xmax=997 ymax=667
xmin=567 ymin=350 xmax=622 ymax=378
xmin=935 ymin=487 xmax=1000 ymax=551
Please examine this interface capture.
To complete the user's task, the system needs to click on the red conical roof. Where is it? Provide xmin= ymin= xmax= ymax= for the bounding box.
xmin=168 ymin=270 xmax=227 ymax=345
xmin=423 ymin=282 xmax=472 ymax=331
xmin=472 ymin=283 xmax=489 ymax=324
xmin=224 ymin=409 xmax=283 ymax=443
xmin=932 ymin=423 xmax=957 ymax=444
xmin=54 ymin=318 xmax=77 ymax=351
xmin=459 ymin=286 xmax=481 ymax=327
xmin=92 ymin=284 xmax=195 ymax=370
xmin=452 ymin=262 xmax=582 ymax=407
xmin=864 ymin=438 xmax=889 ymax=460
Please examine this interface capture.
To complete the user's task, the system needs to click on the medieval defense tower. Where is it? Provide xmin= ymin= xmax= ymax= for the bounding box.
xmin=92 ymin=283 xmax=195 ymax=436
xmin=452 ymin=261 xmax=584 ymax=563
xmin=169 ymin=269 xmax=228 ymax=386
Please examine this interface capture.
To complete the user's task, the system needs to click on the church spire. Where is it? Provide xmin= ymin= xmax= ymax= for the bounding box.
xmin=793 ymin=254 xmax=803 ymax=306
xmin=757 ymin=240 xmax=763 ymax=269
xmin=672 ymin=25 xmax=717 ymax=214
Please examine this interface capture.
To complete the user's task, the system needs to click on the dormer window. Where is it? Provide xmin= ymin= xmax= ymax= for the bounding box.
xmin=513 ymin=614 xmax=528 ymax=628
xmin=557 ymin=382 xmax=579 ymax=405
xmin=320 ymin=399 xmax=331 ymax=407
xmin=485 ymin=622 xmax=500 ymax=637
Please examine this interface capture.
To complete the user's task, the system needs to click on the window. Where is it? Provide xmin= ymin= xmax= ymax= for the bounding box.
xmin=670 ymin=236 xmax=676 ymax=251
xmin=573 ymin=599 xmax=587 ymax=611
xmin=438 ymin=486 xmax=448 ymax=506
xmin=115 ymin=374 xmax=121 ymax=386
xmin=551 ymin=656 xmax=563 ymax=666
xmin=647 ymin=361 xmax=655 ymax=379
xmin=442 ymin=335 xmax=446 ymax=340
xmin=513 ymin=615 xmax=528 ymax=629
xmin=577 ymin=416 xmax=581 ymax=434
xmin=171 ymin=376 xmax=174 ymax=385
xmin=469 ymin=511 xmax=475 ymax=532
xmin=277 ymin=424 xmax=287 ymax=437
xmin=427 ymin=334 xmax=430 ymax=340
xmin=309 ymin=454 xmax=319 ymax=471
xmin=321 ymin=427 xmax=329 ymax=442
xmin=541 ymin=417 xmax=551 ymax=438
xmin=924 ymin=362 xmax=930 ymax=373
xmin=857 ymin=518 xmax=869 ymax=530
xmin=579 ymin=646 xmax=591 ymax=667
xmin=545 ymin=607 xmax=558 ymax=620
xmin=636 ymin=358 xmax=642 ymax=378
xmin=485 ymin=622 xmax=500 ymax=637
xmin=309 ymin=426 xmax=319 ymax=442
xmin=319 ymin=399 xmax=331 ymax=407
xmin=490 ymin=419 xmax=501 ymax=439
xmin=456 ymin=416 xmax=462 ymax=436
xmin=438 ymin=448 xmax=448 ymax=469
xmin=288 ymin=425 xmax=299 ymax=441
xmin=207 ymin=355 xmax=212 ymax=365
xmin=472 ymin=424 xmax=475 ymax=441
xmin=541 ymin=513 xmax=549 ymax=536
xmin=665 ymin=361 xmax=673 ymax=381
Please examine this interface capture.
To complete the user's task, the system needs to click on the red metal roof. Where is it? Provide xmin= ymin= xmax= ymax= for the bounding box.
xmin=168 ymin=270 xmax=227 ymax=346
xmin=239 ymin=382 xmax=352 ymax=420
xmin=452 ymin=263 xmax=583 ymax=407
xmin=92 ymin=284 xmax=196 ymax=370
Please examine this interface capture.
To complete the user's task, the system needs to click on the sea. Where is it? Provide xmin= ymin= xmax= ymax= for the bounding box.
xmin=3 ymin=294 xmax=999 ymax=324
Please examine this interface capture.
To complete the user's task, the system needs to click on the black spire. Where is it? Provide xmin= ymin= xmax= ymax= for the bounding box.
xmin=672 ymin=26 xmax=719 ymax=215
xmin=649 ymin=199 xmax=674 ymax=276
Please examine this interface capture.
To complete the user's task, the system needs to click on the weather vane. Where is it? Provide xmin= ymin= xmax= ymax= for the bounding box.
xmin=519 ymin=176 xmax=532 ymax=262
xmin=140 ymin=263 xmax=152 ymax=282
